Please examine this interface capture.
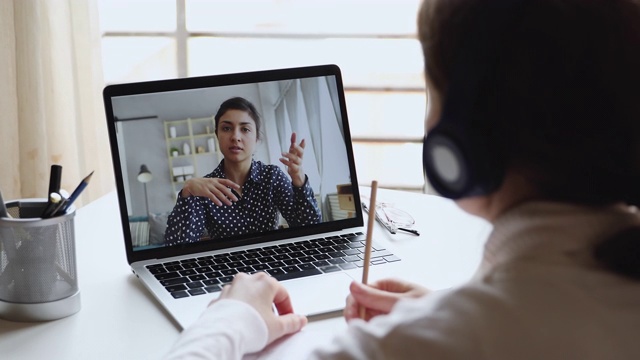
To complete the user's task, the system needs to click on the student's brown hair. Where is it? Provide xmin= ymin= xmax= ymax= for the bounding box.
xmin=418 ymin=0 xmax=640 ymax=278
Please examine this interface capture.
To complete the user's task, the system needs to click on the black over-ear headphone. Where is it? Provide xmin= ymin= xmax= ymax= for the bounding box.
xmin=422 ymin=0 xmax=526 ymax=199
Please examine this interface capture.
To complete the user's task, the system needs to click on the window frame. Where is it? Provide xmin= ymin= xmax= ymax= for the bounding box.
xmin=100 ymin=0 xmax=428 ymax=193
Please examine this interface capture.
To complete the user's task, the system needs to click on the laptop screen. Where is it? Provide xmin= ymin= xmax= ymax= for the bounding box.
xmin=103 ymin=65 xmax=363 ymax=264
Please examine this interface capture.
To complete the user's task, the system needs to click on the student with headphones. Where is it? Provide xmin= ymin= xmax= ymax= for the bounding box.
xmin=164 ymin=0 xmax=640 ymax=358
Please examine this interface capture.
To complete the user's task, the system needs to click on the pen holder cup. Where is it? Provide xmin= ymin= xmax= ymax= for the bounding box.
xmin=0 ymin=199 xmax=81 ymax=322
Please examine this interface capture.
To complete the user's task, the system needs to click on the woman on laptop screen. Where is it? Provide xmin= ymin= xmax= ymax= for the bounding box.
xmin=164 ymin=96 xmax=321 ymax=245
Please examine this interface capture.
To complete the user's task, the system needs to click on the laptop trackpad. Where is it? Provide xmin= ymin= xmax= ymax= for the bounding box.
xmin=282 ymin=272 xmax=354 ymax=317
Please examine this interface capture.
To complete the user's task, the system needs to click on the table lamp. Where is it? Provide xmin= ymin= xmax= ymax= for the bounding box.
xmin=137 ymin=164 xmax=153 ymax=214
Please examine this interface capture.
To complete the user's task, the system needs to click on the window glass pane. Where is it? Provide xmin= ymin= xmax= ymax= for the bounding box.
xmin=102 ymin=37 xmax=177 ymax=84
xmin=186 ymin=0 xmax=422 ymax=35
xmin=99 ymin=0 xmax=429 ymax=192
xmin=98 ymin=0 xmax=176 ymax=33
xmin=346 ymin=91 xmax=426 ymax=140
xmin=188 ymin=38 xmax=424 ymax=88
xmin=353 ymin=142 xmax=424 ymax=189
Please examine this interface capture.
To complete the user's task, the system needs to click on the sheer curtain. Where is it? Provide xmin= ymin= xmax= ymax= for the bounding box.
xmin=0 ymin=0 xmax=113 ymax=206
xmin=272 ymin=78 xmax=346 ymax=218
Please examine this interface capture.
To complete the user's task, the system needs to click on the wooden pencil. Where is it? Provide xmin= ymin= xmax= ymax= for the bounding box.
xmin=360 ymin=180 xmax=378 ymax=319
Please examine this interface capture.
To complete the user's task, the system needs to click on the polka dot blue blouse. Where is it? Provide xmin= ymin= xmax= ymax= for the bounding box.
xmin=164 ymin=160 xmax=322 ymax=246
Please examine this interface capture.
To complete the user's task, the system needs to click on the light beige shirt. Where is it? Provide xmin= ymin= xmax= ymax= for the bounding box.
xmin=313 ymin=202 xmax=640 ymax=359
xmin=165 ymin=201 xmax=640 ymax=359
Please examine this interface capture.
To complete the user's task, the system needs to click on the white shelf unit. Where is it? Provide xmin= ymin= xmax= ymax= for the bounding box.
xmin=164 ymin=117 xmax=221 ymax=196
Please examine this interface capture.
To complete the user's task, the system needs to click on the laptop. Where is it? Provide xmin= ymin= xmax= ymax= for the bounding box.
xmin=103 ymin=64 xmax=401 ymax=329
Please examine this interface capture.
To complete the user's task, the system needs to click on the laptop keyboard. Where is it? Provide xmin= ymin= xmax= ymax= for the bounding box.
xmin=145 ymin=232 xmax=401 ymax=299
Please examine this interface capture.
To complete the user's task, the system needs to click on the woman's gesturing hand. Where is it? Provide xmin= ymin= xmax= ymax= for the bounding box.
xmin=280 ymin=132 xmax=306 ymax=187
xmin=181 ymin=177 xmax=241 ymax=206
xmin=344 ymin=278 xmax=430 ymax=322
xmin=212 ymin=272 xmax=308 ymax=345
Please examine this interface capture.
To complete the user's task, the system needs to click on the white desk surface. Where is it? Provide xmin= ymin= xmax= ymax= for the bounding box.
xmin=0 ymin=188 xmax=491 ymax=360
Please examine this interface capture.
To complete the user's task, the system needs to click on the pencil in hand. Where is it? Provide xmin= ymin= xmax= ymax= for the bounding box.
xmin=359 ymin=180 xmax=378 ymax=320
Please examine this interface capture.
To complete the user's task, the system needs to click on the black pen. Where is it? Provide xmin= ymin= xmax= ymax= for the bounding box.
xmin=42 ymin=164 xmax=63 ymax=217
xmin=48 ymin=164 xmax=63 ymax=195
xmin=41 ymin=192 xmax=63 ymax=218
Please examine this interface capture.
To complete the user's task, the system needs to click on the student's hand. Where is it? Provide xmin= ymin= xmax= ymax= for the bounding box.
xmin=212 ymin=272 xmax=308 ymax=345
xmin=279 ymin=132 xmax=306 ymax=187
xmin=344 ymin=278 xmax=429 ymax=322
xmin=181 ymin=178 xmax=241 ymax=206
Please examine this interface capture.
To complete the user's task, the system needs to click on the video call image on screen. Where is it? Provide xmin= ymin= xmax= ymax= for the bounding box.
xmin=110 ymin=76 xmax=356 ymax=251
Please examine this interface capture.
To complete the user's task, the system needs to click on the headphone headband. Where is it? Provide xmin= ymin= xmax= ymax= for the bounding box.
xmin=423 ymin=0 xmax=527 ymax=199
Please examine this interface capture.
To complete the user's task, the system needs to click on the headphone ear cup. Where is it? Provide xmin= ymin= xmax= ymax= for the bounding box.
xmin=423 ymin=126 xmax=504 ymax=199
xmin=423 ymin=130 xmax=471 ymax=199
xmin=419 ymin=0 xmax=527 ymax=199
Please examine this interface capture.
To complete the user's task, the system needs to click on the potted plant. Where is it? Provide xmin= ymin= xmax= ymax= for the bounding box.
xmin=170 ymin=147 xmax=179 ymax=157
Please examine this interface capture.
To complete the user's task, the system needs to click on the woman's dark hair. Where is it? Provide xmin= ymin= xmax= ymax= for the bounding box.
xmin=214 ymin=97 xmax=262 ymax=140
xmin=418 ymin=0 xmax=640 ymax=278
